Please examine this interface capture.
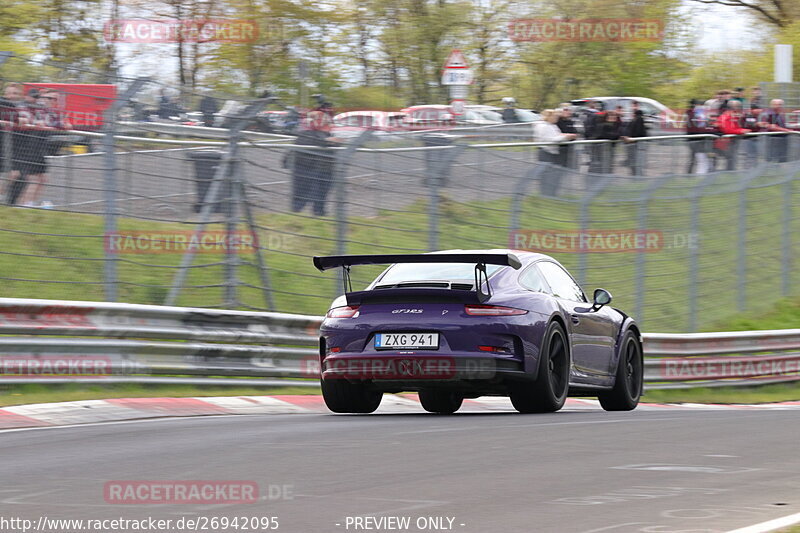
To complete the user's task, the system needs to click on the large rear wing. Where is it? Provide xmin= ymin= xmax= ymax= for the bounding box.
xmin=312 ymin=253 xmax=522 ymax=303
xmin=312 ymin=253 xmax=522 ymax=272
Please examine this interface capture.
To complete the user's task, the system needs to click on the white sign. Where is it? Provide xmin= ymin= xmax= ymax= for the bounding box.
xmin=442 ymin=69 xmax=474 ymax=86
xmin=450 ymin=99 xmax=465 ymax=116
xmin=443 ymin=49 xmax=469 ymax=69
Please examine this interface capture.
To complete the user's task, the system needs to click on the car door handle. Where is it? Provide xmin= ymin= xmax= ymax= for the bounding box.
xmin=571 ymin=314 xmax=580 ymax=325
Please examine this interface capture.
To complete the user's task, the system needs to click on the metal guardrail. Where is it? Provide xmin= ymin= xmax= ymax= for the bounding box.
xmin=0 ymin=298 xmax=797 ymax=390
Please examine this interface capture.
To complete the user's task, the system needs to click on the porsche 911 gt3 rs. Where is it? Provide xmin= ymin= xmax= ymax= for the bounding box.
xmin=312 ymin=250 xmax=643 ymax=414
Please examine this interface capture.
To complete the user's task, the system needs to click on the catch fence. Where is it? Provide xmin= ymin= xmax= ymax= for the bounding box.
xmin=1 ymin=54 xmax=800 ymax=332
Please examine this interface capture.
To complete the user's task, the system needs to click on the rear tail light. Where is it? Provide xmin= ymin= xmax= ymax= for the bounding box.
xmin=326 ymin=305 xmax=360 ymax=319
xmin=478 ymin=345 xmax=511 ymax=354
xmin=465 ymin=305 xmax=528 ymax=316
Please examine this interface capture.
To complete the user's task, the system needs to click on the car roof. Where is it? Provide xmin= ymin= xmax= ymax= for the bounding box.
xmin=433 ymin=248 xmax=553 ymax=265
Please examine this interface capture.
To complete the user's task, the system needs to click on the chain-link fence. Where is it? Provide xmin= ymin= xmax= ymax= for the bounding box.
xmin=1 ymin=53 xmax=800 ymax=332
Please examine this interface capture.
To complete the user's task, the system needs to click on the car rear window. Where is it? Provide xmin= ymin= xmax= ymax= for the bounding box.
xmin=376 ymin=262 xmax=503 ymax=286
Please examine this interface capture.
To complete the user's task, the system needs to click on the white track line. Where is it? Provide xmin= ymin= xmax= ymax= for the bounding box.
xmin=726 ymin=511 xmax=800 ymax=533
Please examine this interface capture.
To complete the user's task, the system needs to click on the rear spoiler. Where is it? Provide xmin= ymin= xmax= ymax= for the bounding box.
xmin=312 ymin=253 xmax=522 ymax=303
xmin=312 ymin=253 xmax=522 ymax=272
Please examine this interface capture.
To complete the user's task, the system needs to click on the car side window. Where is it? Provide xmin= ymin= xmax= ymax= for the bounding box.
xmin=537 ymin=261 xmax=585 ymax=302
xmin=519 ymin=265 xmax=548 ymax=293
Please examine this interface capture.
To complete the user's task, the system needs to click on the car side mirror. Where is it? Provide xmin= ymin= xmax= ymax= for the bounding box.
xmin=592 ymin=288 xmax=612 ymax=310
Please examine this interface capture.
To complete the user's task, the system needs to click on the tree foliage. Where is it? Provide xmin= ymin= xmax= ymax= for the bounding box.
xmin=0 ymin=0 xmax=795 ymax=109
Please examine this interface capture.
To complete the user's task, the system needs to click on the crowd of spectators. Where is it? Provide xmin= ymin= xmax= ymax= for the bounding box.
xmin=686 ymin=87 xmax=793 ymax=172
xmin=0 ymin=83 xmax=72 ymax=207
xmin=533 ymin=87 xmax=795 ymax=194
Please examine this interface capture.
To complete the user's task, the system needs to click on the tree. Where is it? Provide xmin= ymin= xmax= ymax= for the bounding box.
xmin=687 ymin=0 xmax=800 ymax=28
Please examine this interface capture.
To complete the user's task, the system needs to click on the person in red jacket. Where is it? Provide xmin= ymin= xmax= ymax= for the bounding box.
xmin=713 ymin=100 xmax=750 ymax=170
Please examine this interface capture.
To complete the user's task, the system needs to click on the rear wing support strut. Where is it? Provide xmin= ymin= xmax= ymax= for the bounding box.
xmin=474 ymin=263 xmax=491 ymax=303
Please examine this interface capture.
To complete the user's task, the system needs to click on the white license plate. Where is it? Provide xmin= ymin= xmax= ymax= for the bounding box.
xmin=375 ymin=333 xmax=439 ymax=350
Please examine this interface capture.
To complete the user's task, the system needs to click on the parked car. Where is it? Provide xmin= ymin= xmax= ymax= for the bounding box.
xmin=331 ymin=110 xmax=408 ymax=138
xmin=402 ymin=104 xmax=509 ymax=130
xmin=571 ymin=96 xmax=681 ymax=132
xmin=466 ymin=105 xmax=541 ymax=124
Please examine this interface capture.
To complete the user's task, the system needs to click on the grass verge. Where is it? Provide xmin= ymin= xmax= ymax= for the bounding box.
xmin=643 ymin=383 xmax=800 ymax=404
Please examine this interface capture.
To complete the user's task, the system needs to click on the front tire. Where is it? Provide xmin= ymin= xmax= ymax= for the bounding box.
xmin=321 ymin=378 xmax=382 ymax=413
xmin=419 ymin=390 xmax=463 ymax=414
xmin=510 ymin=321 xmax=570 ymax=413
xmin=599 ymin=330 xmax=643 ymax=411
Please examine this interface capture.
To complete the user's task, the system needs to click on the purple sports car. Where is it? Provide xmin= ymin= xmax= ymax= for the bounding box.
xmin=312 ymin=250 xmax=643 ymax=414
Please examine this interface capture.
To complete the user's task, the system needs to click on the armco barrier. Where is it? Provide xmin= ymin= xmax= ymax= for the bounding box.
xmin=0 ymin=298 xmax=797 ymax=390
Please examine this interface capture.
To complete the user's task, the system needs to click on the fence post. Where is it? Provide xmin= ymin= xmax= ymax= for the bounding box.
xmin=332 ymin=130 xmax=372 ymax=296
xmin=165 ymin=98 xmax=266 ymax=307
xmin=0 ymin=53 xmax=12 ymax=184
xmin=224 ymin=149 xmax=241 ymax=307
xmin=102 ymin=77 xmax=149 ymax=302
xmin=736 ymin=167 xmax=760 ymax=312
xmin=576 ymin=174 xmax=613 ymax=287
xmin=634 ymin=173 xmax=674 ymax=327
xmin=781 ymin=164 xmax=799 ymax=297
xmin=688 ymin=172 xmax=719 ymax=332
xmin=421 ymin=134 xmax=465 ymax=251
xmin=237 ymin=165 xmax=276 ymax=311
xmin=509 ymin=164 xmax=547 ymax=233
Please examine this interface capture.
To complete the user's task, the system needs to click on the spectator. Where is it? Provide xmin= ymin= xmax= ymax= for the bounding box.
xmin=556 ymin=103 xmax=577 ymax=168
xmin=158 ymin=89 xmax=171 ymax=119
xmin=289 ymin=110 xmax=341 ymax=216
xmin=199 ymin=93 xmax=218 ymax=128
xmin=686 ymin=99 xmax=713 ymax=174
xmin=622 ymin=102 xmax=649 ymax=175
xmin=582 ymin=100 xmax=600 ymax=139
xmin=534 ymin=109 xmax=577 ymax=196
xmin=591 ymin=110 xmax=622 ymax=174
xmin=19 ymin=88 xmax=69 ymax=207
xmin=705 ymin=90 xmax=730 ymax=125
xmin=0 ymin=83 xmax=24 ymax=192
xmin=3 ymin=84 xmax=40 ymax=205
xmin=714 ymin=100 xmax=750 ymax=170
xmin=759 ymin=99 xmax=792 ymax=163
xmin=731 ymin=88 xmax=746 ymax=107
xmin=742 ymin=103 xmax=764 ymax=166
xmin=749 ymin=86 xmax=762 ymax=111
xmin=501 ymin=97 xmax=520 ymax=123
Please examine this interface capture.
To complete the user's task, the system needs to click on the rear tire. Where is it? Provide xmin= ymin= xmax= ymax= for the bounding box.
xmin=510 ymin=321 xmax=570 ymax=413
xmin=599 ymin=330 xmax=643 ymax=411
xmin=321 ymin=378 xmax=382 ymax=414
xmin=419 ymin=390 xmax=463 ymax=414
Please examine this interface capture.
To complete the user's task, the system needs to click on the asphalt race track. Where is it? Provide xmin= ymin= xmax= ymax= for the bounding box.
xmin=1 ymin=406 xmax=799 ymax=533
